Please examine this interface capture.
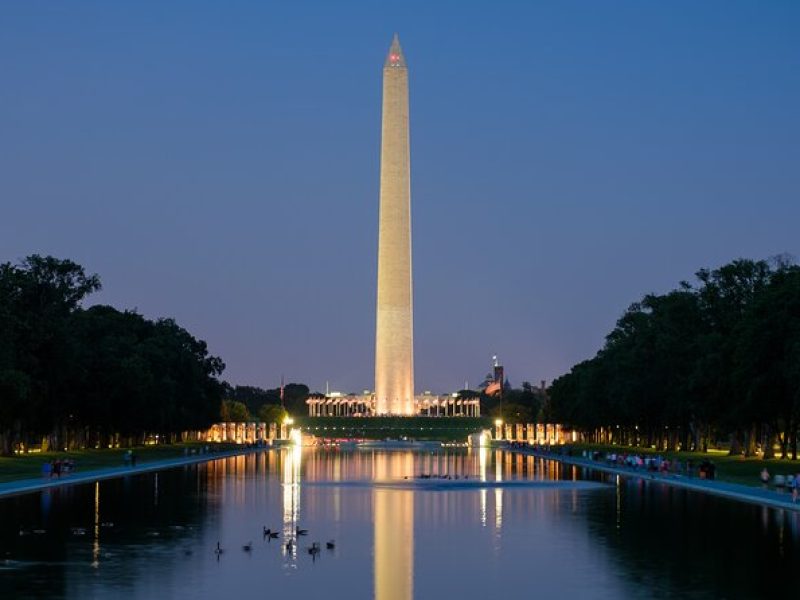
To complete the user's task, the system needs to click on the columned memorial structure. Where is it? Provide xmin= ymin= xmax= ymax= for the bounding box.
xmin=306 ymin=393 xmax=481 ymax=417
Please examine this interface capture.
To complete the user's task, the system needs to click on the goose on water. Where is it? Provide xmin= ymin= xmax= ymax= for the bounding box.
xmin=296 ymin=526 xmax=308 ymax=536
xmin=214 ymin=542 xmax=225 ymax=555
xmin=242 ymin=541 xmax=253 ymax=552
xmin=326 ymin=540 xmax=335 ymax=550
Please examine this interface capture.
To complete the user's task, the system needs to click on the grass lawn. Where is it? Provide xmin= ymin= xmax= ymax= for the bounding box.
xmin=0 ymin=442 xmax=238 ymax=484
xmin=570 ymin=443 xmax=800 ymax=487
xmin=297 ymin=416 xmax=491 ymax=442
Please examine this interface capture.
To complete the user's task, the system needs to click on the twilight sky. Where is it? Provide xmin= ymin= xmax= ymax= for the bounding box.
xmin=1 ymin=1 xmax=798 ymax=394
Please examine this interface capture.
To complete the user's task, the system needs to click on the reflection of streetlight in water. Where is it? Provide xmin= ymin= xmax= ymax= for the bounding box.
xmin=494 ymin=450 xmax=503 ymax=530
xmin=282 ymin=443 xmax=302 ymax=559
xmin=478 ymin=446 xmax=488 ymax=527
xmin=92 ymin=481 xmax=100 ymax=568
xmin=374 ymin=452 xmax=414 ymax=600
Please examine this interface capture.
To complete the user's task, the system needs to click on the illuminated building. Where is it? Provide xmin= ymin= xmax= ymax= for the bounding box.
xmin=374 ymin=34 xmax=415 ymax=415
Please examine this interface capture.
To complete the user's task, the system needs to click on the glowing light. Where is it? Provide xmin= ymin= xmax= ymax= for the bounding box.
xmin=282 ymin=443 xmax=302 ymax=558
xmin=494 ymin=419 xmax=503 ymax=427
xmin=92 ymin=482 xmax=100 ymax=568
xmin=494 ymin=487 xmax=503 ymax=530
xmin=289 ymin=428 xmax=302 ymax=446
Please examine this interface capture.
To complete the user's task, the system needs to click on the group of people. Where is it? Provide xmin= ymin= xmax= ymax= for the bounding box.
xmin=41 ymin=459 xmax=75 ymax=478
xmin=409 ymin=474 xmax=470 ymax=480
xmin=526 ymin=443 xmax=571 ymax=455
xmin=586 ymin=450 xmax=717 ymax=480
xmin=525 ymin=443 xmax=800 ymax=504
xmin=760 ymin=468 xmax=800 ymax=503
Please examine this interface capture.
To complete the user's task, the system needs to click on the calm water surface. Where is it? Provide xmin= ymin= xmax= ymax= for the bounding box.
xmin=1 ymin=448 xmax=799 ymax=599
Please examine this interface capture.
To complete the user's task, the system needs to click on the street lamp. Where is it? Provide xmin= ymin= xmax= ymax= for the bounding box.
xmin=494 ymin=418 xmax=503 ymax=441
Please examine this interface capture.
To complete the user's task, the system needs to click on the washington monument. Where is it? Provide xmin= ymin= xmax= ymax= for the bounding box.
xmin=374 ymin=34 xmax=414 ymax=416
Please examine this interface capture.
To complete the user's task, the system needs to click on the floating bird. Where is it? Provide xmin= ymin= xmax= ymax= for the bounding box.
xmin=296 ymin=526 xmax=308 ymax=536
xmin=214 ymin=542 xmax=225 ymax=556
xmin=242 ymin=541 xmax=253 ymax=553
xmin=285 ymin=539 xmax=294 ymax=552
xmin=307 ymin=542 xmax=321 ymax=556
xmin=326 ymin=540 xmax=335 ymax=550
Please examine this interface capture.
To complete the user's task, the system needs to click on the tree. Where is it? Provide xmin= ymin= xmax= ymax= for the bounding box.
xmin=220 ymin=400 xmax=250 ymax=422
xmin=222 ymin=384 xmax=279 ymax=415
xmin=547 ymin=257 xmax=799 ymax=457
xmin=274 ymin=383 xmax=310 ymax=415
xmin=0 ymin=256 xmax=100 ymax=452
xmin=0 ymin=256 xmax=226 ymax=453
xmin=490 ymin=402 xmax=533 ymax=424
xmin=258 ymin=404 xmax=288 ymax=424
xmin=735 ymin=267 xmax=800 ymax=459
xmin=694 ymin=259 xmax=773 ymax=454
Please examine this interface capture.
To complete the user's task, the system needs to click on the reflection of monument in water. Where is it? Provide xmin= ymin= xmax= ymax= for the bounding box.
xmin=374 ymin=452 xmax=414 ymax=600
xmin=279 ymin=446 xmax=414 ymax=599
xmin=276 ymin=446 xmax=514 ymax=600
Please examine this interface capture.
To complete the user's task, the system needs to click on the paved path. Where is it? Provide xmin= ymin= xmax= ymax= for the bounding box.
xmin=508 ymin=446 xmax=800 ymax=513
xmin=0 ymin=448 xmax=263 ymax=499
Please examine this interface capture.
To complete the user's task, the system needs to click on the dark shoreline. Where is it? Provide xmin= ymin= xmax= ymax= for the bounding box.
xmin=506 ymin=445 xmax=800 ymax=512
xmin=0 ymin=447 xmax=261 ymax=499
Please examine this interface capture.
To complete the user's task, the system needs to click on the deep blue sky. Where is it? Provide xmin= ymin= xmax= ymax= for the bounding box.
xmin=2 ymin=1 xmax=798 ymax=394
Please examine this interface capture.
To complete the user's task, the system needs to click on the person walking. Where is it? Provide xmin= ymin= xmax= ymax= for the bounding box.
xmin=760 ymin=467 xmax=770 ymax=488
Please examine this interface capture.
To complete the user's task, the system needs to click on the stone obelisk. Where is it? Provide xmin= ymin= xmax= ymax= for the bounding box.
xmin=374 ymin=34 xmax=414 ymax=416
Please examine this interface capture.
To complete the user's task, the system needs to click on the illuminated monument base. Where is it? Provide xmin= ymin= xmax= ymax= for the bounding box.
xmin=306 ymin=392 xmax=481 ymax=417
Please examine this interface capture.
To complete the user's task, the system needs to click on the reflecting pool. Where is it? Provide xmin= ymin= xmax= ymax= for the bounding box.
xmin=1 ymin=448 xmax=799 ymax=599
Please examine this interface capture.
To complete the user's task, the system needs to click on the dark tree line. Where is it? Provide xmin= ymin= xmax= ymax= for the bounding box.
xmin=0 ymin=256 xmax=225 ymax=455
xmin=220 ymin=382 xmax=309 ymax=421
xmin=475 ymin=382 xmax=548 ymax=424
xmin=549 ymin=258 xmax=800 ymax=459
